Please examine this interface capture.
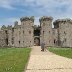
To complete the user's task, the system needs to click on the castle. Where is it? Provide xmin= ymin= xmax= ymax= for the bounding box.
xmin=0 ymin=16 xmax=72 ymax=48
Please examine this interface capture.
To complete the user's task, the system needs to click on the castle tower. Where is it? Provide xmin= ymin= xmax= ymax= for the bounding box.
xmin=39 ymin=16 xmax=53 ymax=47
xmin=54 ymin=19 xmax=72 ymax=47
xmin=14 ymin=21 xmax=21 ymax=47
xmin=1 ymin=25 xmax=8 ymax=47
xmin=7 ymin=25 xmax=14 ymax=47
xmin=20 ymin=16 xmax=34 ymax=47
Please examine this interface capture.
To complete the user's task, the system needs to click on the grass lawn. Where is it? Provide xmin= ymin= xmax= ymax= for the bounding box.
xmin=48 ymin=47 xmax=72 ymax=59
xmin=0 ymin=48 xmax=31 ymax=72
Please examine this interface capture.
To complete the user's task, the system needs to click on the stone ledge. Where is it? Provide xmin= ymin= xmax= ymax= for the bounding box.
xmin=20 ymin=16 xmax=34 ymax=22
xmin=54 ymin=18 xmax=72 ymax=24
xmin=39 ymin=16 xmax=53 ymax=22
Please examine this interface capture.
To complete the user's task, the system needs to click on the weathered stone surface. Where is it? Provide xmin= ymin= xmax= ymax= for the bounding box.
xmin=53 ymin=18 xmax=72 ymax=47
xmin=0 ymin=16 xmax=72 ymax=47
xmin=40 ymin=16 xmax=54 ymax=47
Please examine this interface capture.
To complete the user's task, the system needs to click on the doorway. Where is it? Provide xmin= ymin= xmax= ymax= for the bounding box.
xmin=34 ymin=37 xmax=40 ymax=46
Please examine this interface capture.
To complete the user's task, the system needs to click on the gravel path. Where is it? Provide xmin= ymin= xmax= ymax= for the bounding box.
xmin=25 ymin=46 xmax=72 ymax=72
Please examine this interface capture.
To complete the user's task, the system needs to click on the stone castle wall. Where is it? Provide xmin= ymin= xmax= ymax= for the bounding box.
xmin=20 ymin=16 xmax=34 ymax=47
xmin=0 ymin=16 xmax=72 ymax=48
xmin=0 ymin=30 xmax=7 ymax=47
xmin=40 ymin=16 xmax=54 ymax=47
xmin=54 ymin=19 xmax=72 ymax=47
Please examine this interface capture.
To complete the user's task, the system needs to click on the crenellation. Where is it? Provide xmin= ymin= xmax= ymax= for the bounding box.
xmin=7 ymin=25 xmax=12 ymax=30
xmin=39 ymin=16 xmax=53 ymax=22
xmin=20 ymin=16 xmax=34 ymax=22
xmin=1 ymin=25 xmax=7 ymax=30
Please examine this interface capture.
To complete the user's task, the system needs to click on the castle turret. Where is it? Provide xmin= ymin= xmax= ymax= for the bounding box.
xmin=1 ymin=25 xmax=7 ymax=30
xmin=19 ymin=16 xmax=34 ymax=47
xmin=53 ymin=19 xmax=72 ymax=47
xmin=39 ymin=16 xmax=53 ymax=47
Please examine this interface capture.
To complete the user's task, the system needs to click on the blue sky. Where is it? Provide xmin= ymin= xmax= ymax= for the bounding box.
xmin=0 ymin=0 xmax=72 ymax=26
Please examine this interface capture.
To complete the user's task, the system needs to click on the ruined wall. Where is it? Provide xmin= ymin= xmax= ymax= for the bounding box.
xmin=13 ymin=21 xmax=21 ymax=47
xmin=40 ymin=16 xmax=53 ymax=47
xmin=52 ymin=28 xmax=58 ymax=46
xmin=7 ymin=25 xmax=14 ymax=47
xmin=0 ymin=30 xmax=7 ymax=47
xmin=54 ymin=19 xmax=72 ymax=47
xmin=20 ymin=16 xmax=34 ymax=47
xmin=1 ymin=25 xmax=8 ymax=47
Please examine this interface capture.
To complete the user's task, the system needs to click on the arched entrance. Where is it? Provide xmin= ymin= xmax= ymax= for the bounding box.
xmin=33 ymin=25 xmax=40 ymax=46
xmin=34 ymin=37 xmax=40 ymax=46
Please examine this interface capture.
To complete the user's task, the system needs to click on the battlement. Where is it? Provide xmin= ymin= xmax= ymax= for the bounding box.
xmin=54 ymin=18 xmax=72 ymax=25
xmin=20 ymin=16 xmax=34 ymax=22
xmin=39 ymin=16 xmax=53 ymax=22
xmin=7 ymin=25 xmax=12 ymax=30
xmin=1 ymin=25 xmax=7 ymax=30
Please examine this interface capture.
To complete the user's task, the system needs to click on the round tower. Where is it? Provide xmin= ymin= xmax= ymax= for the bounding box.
xmin=53 ymin=19 xmax=72 ymax=47
xmin=20 ymin=16 xmax=34 ymax=47
xmin=39 ymin=16 xmax=53 ymax=47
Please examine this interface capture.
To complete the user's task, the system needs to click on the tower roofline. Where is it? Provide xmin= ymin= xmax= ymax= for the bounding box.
xmin=20 ymin=16 xmax=34 ymax=22
xmin=53 ymin=18 xmax=72 ymax=25
xmin=39 ymin=16 xmax=53 ymax=22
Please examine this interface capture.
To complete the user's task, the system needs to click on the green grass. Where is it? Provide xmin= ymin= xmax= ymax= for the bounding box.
xmin=48 ymin=47 xmax=72 ymax=59
xmin=0 ymin=48 xmax=31 ymax=72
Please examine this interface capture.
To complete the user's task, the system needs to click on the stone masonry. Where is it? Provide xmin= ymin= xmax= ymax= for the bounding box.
xmin=0 ymin=16 xmax=72 ymax=48
xmin=40 ymin=16 xmax=54 ymax=47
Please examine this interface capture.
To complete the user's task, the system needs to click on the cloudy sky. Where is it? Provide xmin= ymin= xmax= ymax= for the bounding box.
xmin=0 ymin=0 xmax=72 ymax=26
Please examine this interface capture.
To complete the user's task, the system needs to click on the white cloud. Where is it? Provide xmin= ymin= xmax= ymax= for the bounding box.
xmin=0 ymin=18 xmax=20 ymax=27
xmin=0 ymin=0 xmax=72 ymax=26
xmin=0 ymin=0 xmax=15 ymax=9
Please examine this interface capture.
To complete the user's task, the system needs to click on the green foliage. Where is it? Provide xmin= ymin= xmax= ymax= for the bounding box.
xmin=0 ymin=48 xmax=31 ymax=72
xmin=48 ymin=47 xmax=72 ymax=59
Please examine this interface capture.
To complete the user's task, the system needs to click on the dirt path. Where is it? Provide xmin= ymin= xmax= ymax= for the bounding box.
xmin=25 ymin=46 xmax=72 ymax=72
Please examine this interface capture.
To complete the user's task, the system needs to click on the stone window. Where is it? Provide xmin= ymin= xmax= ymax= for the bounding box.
xmin=43 ymin=31 xmax=44 ymax=34
xmin=49 ymin=40 xmax=50 ymax=43
xmin=29 ymin=31 xmax=31 ymax=34
xmin=6 ymin=38 xmax=8 ymax=45
xmin=49 ymin=31 xmax=50 ymax=33
xmin=23 ymin=41 xmax=24 ymax=43
xmin=30 ymin=41 xmax=31 ymax=43
xmin=54 ymin=39 xmax=56 ymax=44
xmin=19 ymin=41 xmax=20 ymax=44
xmin=64 ymin=31 xmax=66 ymax=35
xmin=5 ymin=30 xmax=8 ymax=34
xmin=64 ymin=38 xmax=66 ymax=42
xmin=23 ymin=30 xmax=24 ymax=34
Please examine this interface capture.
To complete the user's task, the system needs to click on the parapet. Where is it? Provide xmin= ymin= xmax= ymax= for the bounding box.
xmin=20 ymin=16 xmax=34 ymax=22
xmin=54 ymin=18 xmax=72 ymax=25
xmin=1 ymin=25 xmax=7 ymax=30
xmin=7 ymin=25 xmax=12 ymax=30
xmin=39 ymin=16 xmax=53 ymax=22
